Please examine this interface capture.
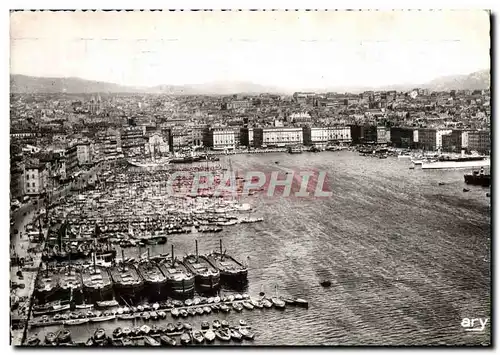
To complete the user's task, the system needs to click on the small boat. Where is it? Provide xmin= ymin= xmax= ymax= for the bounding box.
xmin=75 ymin=303 xmax=94 ymax=310
xmin=180 ymin=309 xmax=188 ymax=318
xmin=122 ymin=327 xmax=131 ymax=337
xmin=294 ymin=298 xmax=309 ymax=308
xmin=166 ymin=323 xmax=175 ymax=334
xmin=112 ymin=327 xmax=123 ymax=338
xmin=221 ymin=320 xmax=229 ymax=328
xmin=140 ymin=325 xmax=151 ymax=335
xmin=227 ymin=295 xmax=235 ymax=302
xmin=122 ymin=338 xmax=133 ymax=346
xmin=150 ymin=325 xmax=159 ymax=335
xmin=320 ymin=280 xmax=332 ymax=287
xmin=180 ymin=332 xmax=192 ymax=345
xmin=56 ymin=329 xmax=72 ymax=344
xmin=203 ymin=306 xmax=212 ymax=314
xmin=185 ymin=299 xmax=193 ymax=306
xmin=438 ymin=182 xmax=446 ymax=186
xmin=211 ymin=304 xmax=220 ymax=312
xmin=192 ymin=330 xmax=205 ymax=344
xmin=143 ymin=335 xmax=161 ymax=347
xmin=184 ymin=323 xmax=192 ymax=331
xmin=91 ymin=315 xmax=116 ymax=323
xmin=219 ymin=304 xmax=231 ymax=313
xmin=215 ymin=329 xmax=231 ymax=342
xmin=463 ymin=188 xmax=470 ymax=192
xmin=271 ymin=297 xmax=286 ymax=309
xmin=251 ymin=298 xmax=263 ymax=309
xmin=201 ymin=321 xmax=210 ymax=330
xmin=239 ymin=319 xmax=247 ymax=326
xmin=207 ymin=297 xmax=214 ymax=304
xmin=235 ymin=294 xmax=243 ymax=300
xmin=45 ymin=332 xmax=57 ymax=344
xmin=193 ymin=298 xmax=201 ymax=305
xmin=242 ymin=293 xmax=250 ymax=299
xmin=239 ymin=327 xmax=255 ymax=340
xmin=137 ymin=305 xmax=144 ymax=312
xmin=85 ymin=338 xmax=94 ymax=347
xmin=175 ymin=322 xmax=184 ymax=332
xmin=26 ymin=335 xmax=41 ymax=346
xmin=160 ymin=334 xmax=177 ymax=346
xmin=96 ymin=299 xmax=119 ymax=308
xmin=195 ymin=307 xmax=204 ymax=315
xmin=150 ymin=311 xmax=158 ymax=320
xmin=213 ymin=319 xmax=221 ymax=329
xmin=152 ymin=303 xmax=160 ymax=310
xmin=242 ymin=301 xmax=254 ymax=310
xmin=282 ymin=297 xmax=296 ymax=306
xmin=132 ymin=327 xmax=141 ymax=336
xmin=233 ymin=302 xmax=243 ymax=312
xmin=158 ymin=311 xmax=166 ymax=319
xmin=230 ymin=329 xmax=243 ymax=341
xmin=188 ymin=308 xmax=197 ymax=316
xmin=170 ymin=308 xmax=179 ymax=317
xmin=262 ymin=299 xmax=273 ymax=308
xmin=64 ymin=318 xmax=89 ymax=326
xmin=93 ymin=328 xmax=106 ymax=341
xmin=214 ymin=296 xmax=221 ymax=303
xmin=204 ymin=329 xmax=216 ymax=342
xmin=117 ymin=314 xmax=135 ymax=320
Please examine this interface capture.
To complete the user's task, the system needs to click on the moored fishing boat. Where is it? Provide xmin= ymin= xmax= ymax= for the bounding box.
xmin=215 ymin=329 xmax=231 ymax=342
xmin=160 ymin=335 xmax=177 ymax=346
xmin=182 ymin=240 xmax=220 ymax=292
xmin=143 ymin=335 xmax=160 ymax=347
xmin=34 ymin=267 xmax=60 ymax=304
xmin=136 ymin=257 xmax=168 ymax=300
xmin=157 ymin=245 xmax=195 ymax=297
xmin=204 ymin=329 xmax=216 ymax=342
xmin=207 ymin=240 xmax=248 ymax=284
xmin=109 ymin=256 xmax=144 ymax=303
xmin=81 ymin=264 xmax=113 ymax=302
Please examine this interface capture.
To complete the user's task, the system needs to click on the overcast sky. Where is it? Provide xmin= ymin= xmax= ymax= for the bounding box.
xmin=10 ymin=10 xmax=490 ymax=90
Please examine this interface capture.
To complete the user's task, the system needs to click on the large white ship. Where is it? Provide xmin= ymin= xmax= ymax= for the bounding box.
xmin=421 ymin=156 xmax=490 ymax=170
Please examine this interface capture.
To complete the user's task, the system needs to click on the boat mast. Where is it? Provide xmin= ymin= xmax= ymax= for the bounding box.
xmin=195 ymin=240 xmax=198 ymax=262
xmin=171 ymin=244 xmax=175 ymax=266
xmin=219 ymin=239 xmax=223 ymax=259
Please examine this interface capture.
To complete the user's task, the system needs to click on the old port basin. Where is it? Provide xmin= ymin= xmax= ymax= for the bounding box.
xmin=13 ymin=158 xmax=309 ymax=347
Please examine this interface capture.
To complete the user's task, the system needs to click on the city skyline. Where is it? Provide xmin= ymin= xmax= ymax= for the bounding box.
xmin=10 ymin=10 xmax=490 ymax=90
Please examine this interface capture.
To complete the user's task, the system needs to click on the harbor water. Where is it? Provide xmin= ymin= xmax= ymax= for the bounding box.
xmin=29 ymin=151 xmax=491 ymax=346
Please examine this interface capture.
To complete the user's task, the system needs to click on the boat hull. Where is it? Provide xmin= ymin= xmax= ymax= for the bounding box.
xmin=464 ymin=174 xmax=491 ymax=186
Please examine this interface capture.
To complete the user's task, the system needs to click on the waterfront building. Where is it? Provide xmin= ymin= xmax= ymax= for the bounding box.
xmin=416 ymin=128 xmax=438 ymax=151
xmin=121 ymin=126 xmax=145 ymax=157
xmin=441 ymin=130 xmax=463 ymax=153
xmin=303 ymin=126 xmax=352 ymax=147
xmin=467 ymin=130 xmax=491 ymax=154
xmin=253 ymin=127 xmax=303 ymax=148
xmin=389 ymin=127 xmax=415 ymax=148
xmin=206 ymin=127 xmax=236 ymax=150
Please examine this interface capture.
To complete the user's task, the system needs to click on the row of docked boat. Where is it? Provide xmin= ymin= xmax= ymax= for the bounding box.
xmin=29 ymin=292 xmax=308 ymax=328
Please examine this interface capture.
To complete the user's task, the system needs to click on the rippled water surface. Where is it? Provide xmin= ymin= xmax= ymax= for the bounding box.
xmin=31 ymin=151 xmax=491 ymax=346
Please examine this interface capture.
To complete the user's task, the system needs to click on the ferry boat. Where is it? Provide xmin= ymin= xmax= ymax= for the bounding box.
xmin=422 ymin=156 xmax=490 ymax=170
xmin=182 ymin=241 xmax=220 ymax=292
xmin=207 ymin=240 xmax=248 ymax=284
xmin=157 ymin=246 xmax=195 ymax=297
xmin=136 ymin=258 xmax=168 ymax=300
xmin=34 ymin=267 xmax=60 ymax=304
xmin=81 ymin=264 xmax=113 ymax=302
xmin=109 ymin=259 xmax=144 ymax=302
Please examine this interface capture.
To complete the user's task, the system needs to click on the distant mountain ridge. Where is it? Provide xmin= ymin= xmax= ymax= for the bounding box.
xmin=10 ymin=69 xmax=490 ymax=95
